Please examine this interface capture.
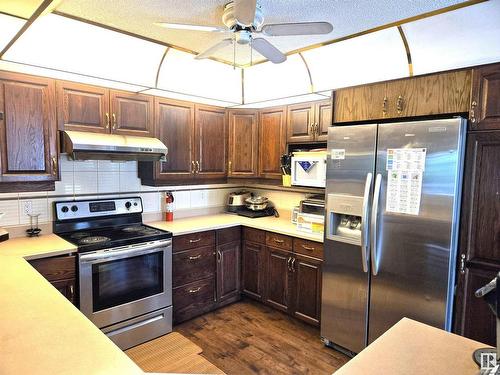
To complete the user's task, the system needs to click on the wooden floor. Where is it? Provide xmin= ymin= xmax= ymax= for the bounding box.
xmin=175 ymin=299 xmax=349 ymax=375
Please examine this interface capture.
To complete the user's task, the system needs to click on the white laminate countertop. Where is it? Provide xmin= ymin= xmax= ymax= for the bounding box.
xmin=148 ymin=213 xmax=324 ymax=243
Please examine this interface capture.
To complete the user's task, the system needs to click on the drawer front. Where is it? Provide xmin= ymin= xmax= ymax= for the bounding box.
xmin=243 ymin=227 xmax=266 ymax=243
xmin=29 ymin=255 xmax=76 ymax=282
xmin=266 ymin=232 xmax=292 ymax=251
xmin=217 ymin=226 xmax=241 ymax=245
xmin=173 ymin=246 xmax=215 ymax=287
xmin=173 ymin=277 xmax=215 ymax=323
xmin=293 ymin=238 xmax=323 ymax=260
xmin=173 ymin=231 xmax=215 ymax=252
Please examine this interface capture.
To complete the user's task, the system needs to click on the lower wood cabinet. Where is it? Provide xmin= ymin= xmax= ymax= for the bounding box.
xmin=29 ymin=254 xmax=77 ymax=305
xmin=216 ymin=227 xmax=242 ymax=306
xmin=173 ymin=277 xmax=216 ymax=323
xmin=266 ymin=246 xmax=292 ymax=312
xmin=241 ymin=238 xmax=266 ymax=301
xmin=292 ymin=254 xmax=322 ymax=326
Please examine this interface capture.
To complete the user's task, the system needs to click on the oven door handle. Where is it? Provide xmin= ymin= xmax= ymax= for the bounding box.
xmin=79 ymin=240 xmax=171 ymax=264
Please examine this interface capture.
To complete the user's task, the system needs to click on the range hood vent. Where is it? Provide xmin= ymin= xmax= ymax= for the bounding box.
xmin=61 ymin=131 xmax=168 ymax=161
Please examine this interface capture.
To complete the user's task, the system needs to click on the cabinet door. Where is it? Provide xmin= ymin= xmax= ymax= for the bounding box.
xmin=217 ymin=240 xmax=241 ymax=305
xmin=471 ymin=63 xmax=500 ymax=130
xmin=386 ymin=70 xmax=471 ymax=118
xmin=455 ymin=266 xmax=498 ymax=346
xmin=194 ymin=105 xmax=227 ymax=179
xmin=286 ymin=102 xmax=314 ymax=143
xmin=241 ymin=240 xmax=266 ymax=301
xmin=292 ymin=255 xmax=322 ymax=326
xmin=315 ymin=99 xmax=332 ymax=141
xmin=333 ymin=82 xmax=387 ymax=123
xmin=0 ymin=72 xmax=58 ymax=182
xmin=228 ymin=110 xmax=258 ymax=177
xmin=157 ymin=98 xmax=195 ymax=181
xmin=258 ymin=107 xmax=286 ymax=179
xmin=51 ymin=278 xmax=77 ymax=305
xmin=110 ymin=90 xmax=154 ymax=137
xmin=460 ymin=131 xmax=500 ymax=266
xmin=56 ymin=81 xmax=110 ymax=133
xmin=265 ymin=247 xmax=292 ymax=313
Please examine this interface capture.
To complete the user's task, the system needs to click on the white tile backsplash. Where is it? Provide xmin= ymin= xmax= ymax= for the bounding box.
xmin=0 ymin=199 xmax=20 ymax=226
xmin=98 ymin=171 xmax=120 ymax=193
xmin=98 ymin=160 xmax=121 ymax=172
xmin=172 ymin=191 xmax=190 ymax=210
xmin=74 ymin=160 xmax=98 ymax=172
xmin=120 ymin=172 xmax=142 ymax=192
xmin=59 ymin=155 xmax=74 ymax=172
xmin=120 ymin=161 xmax=137 ymax=172
xmin=18 ymin=198 xmax=48 ymax=225
xmin=53 ymin=171 xmax=74 ymax=196
xmin=74 ymin=171 xmax=98 ymax=195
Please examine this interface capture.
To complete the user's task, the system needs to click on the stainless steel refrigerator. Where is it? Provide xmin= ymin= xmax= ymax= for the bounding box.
xmin=320 ymin=118 xmax=466 ymax=355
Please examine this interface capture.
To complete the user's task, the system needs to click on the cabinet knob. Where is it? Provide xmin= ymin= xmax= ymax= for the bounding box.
xmin=188 ymin=254 xmax=202 ymax=261
xmin=228 ymin=160 xmax=232 ymax=174
xmin=188 ymin=287 xmax=201 ymax=294
xmin=112 ymin=113 xmax=117 ymax=130
xmin=470 ymin=100 xmax=477 ymax=124
xmin=189 ymin=238 xmax=202 ymax=243
xmin=382 ymin=97 xmax=388 ymax=115
xmin=195 ymin=160 xmax=200 ymax=173
xmin=291 ymin=257 xmax=296 ymax=272
xmin=396 ymin=95 xmax=404 ymax=114
xmin=51 ymin=156 xmax=57 ymax=175
xmin=287 ymin=257 xmax=292 ymax=272
xmin=459 ymin=254 xmax=466 ymax=274
xmin=105 ymin=113 xmax=110 ymax=129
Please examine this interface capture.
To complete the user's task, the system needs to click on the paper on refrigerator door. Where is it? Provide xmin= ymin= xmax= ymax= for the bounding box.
xmin=330 ymin=149 xmax=345 ymax=160
xmin=385 ymin=148 xmax=426 ymax=215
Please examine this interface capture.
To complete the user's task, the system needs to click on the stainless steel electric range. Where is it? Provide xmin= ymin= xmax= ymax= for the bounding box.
xmin=53 ymin=196 xmax=172 ymax=350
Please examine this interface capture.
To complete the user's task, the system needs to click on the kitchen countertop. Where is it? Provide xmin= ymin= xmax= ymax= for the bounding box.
xmin=335 ymin=318 xmax=490 ymax=375
xmin=148 ymin=213 xmax=324 ymax=243
xmin=0 ymin=233 xmax=77 ymax=259
xmin=0 ymin=255 xmax=143 ymax=375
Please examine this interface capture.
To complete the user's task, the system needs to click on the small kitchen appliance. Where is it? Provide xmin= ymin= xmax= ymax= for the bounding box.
xmin=291 ymin=150 xmax=327 ymax=188
xmin=53 ymin=197 xmax=173 ymax=350
xmin=0 ymin=213 xmax=8 ymax=242
xmin=226 ymin=190 xmax=252 ymax=212
xmin=296 ymin=196 xmax=325 ymax=234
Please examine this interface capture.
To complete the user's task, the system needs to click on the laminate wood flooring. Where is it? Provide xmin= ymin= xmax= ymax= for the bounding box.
xmin=175 ymin=299 xmax=349 ymax=375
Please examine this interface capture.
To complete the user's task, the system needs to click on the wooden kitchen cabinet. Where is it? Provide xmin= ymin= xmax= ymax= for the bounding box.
xmin=258 ymin=106 xmax=286 ymax=179
xmin=287 ymin=99 xmax=332 ymax=143
xmin=292 ymin=254 xmax=322 ymax=326
xmin=139 ymin=98 xmax=195 ymax=183
xmin=0 ymin=71 xmax=58 ymax=182
xmin=195 ymin=105 xmax=227 ymax=179
xmin=454 ymin=130 xmax=500 ymax=346
xmin=228 ymin=109 xmax=259 ymax=177
xmin=110 ymin=90 xmax=154 ymax=137
xmin=57 ymin=81 xmax=154 ymax=137
xmin=334 ymin=70 xmax=471 ymax=123
xmin=29 ymin=254 xmax=77 ymax=305
xmin=265 ymin=246 xmax=292 ymax=313
xmin=56 ymin=80 xmax=110 ymax=133
xmin=216 ymin=227 xmax=241 ymax=306
xmin=242 ymin=237 xmax=266 ymax=301
xmin=470 ymin=63 xmax=500 ymax=130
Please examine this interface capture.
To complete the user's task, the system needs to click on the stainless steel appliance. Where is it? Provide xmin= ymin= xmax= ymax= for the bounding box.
xmin=291 ymin=150 xmax=327 ymax=188
xmin=321 ymin=118 xmax=466 ymax=355
xmin=300 ymin=197 xmax=325 ymax=216
xmin=53 ymin=197 xmax=173 ymax=350
xmin=226 ymin=190 xmax=252 ymax=212
xmin=61 ymin=130 xmax=168 ymax=161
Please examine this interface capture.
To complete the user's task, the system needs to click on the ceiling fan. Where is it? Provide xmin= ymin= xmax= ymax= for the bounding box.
xmin=154 ymin=0 xmax=333 ymax=64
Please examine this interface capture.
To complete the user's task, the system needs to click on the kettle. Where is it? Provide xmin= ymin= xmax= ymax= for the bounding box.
xmin=226 ymin=191 xmax=252 ymax=213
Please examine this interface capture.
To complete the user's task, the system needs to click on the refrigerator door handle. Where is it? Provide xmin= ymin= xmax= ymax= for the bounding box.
xmin=360 ymin=172 xmax=373 ymax=273
xmin=370 ymin=173 xmax=382 ymax=276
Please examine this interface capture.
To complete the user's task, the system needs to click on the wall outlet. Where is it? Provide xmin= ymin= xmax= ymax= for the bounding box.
xmin=23 ymin=201 xmax=33 ymax=215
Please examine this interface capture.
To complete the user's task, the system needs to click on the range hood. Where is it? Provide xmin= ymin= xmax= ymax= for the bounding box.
xmin=61 ymin=131 xmax=168 ymax=161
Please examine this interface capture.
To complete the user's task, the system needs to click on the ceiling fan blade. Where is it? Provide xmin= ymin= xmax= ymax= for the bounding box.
xmin=262 ymin=22 xmax=333 ymax=36
xmin=234 ymin=0 xmax=257 ymax=26
xmin=251 ymin=38 xmax=286 ymax=64
xmin=154 ymin=22 xmax=227 ymax=33
xmin=195 ymin=39 xmax=233 ymax=60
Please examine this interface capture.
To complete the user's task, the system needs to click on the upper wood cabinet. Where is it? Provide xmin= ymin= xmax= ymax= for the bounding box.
xmin=57 ymin=82 xmax=154 ymax=137
xmin=334 ymin=70 xmax=471 ymax=123
xmin=0 ymin=72 xmax=58 ymax=182
xmin=470 ymin=63 xmax=500 ymax=130
xmin=287 ymin=99 xmax=332 ymax=143
xmin=258 ymin=106 xmax=286 ymax=179
xmin=195 ymin=105 xmax=227 ymax=179
xmin=228 ymin=109 xmax=259 ymax=177
xmin=56 ymin=81 xmax=110 ymax=133
xmin=110 ymin=91 xmax=154 ymax=137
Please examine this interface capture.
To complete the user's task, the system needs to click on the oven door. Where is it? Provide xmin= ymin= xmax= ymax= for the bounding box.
xmin=79 ymin=239 xmax=172 ymax=328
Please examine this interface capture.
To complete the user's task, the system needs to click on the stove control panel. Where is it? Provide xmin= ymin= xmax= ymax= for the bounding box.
xmin=55 ymin=197 xmax=143 ymax=221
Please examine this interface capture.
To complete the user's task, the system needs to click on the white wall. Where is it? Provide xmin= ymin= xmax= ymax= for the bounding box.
xmin=0 ymin=155 xmax=309 ymax=228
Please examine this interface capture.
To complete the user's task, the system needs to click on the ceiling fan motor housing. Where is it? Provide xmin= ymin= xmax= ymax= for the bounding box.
xmin=223 ymin=1 xmax=264 ymax=31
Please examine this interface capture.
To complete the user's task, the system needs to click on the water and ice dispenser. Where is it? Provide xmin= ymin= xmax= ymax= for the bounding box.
xmin=326 ymin=193 xmax=365 ymax=247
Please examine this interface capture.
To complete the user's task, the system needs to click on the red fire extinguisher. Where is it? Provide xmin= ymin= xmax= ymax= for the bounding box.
xmin=165 ymin=192 xmax=174 ymax=222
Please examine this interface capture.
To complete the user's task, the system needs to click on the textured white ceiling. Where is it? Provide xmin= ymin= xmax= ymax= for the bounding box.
xmin=55 ymin=0 xmax=468 ymax=65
